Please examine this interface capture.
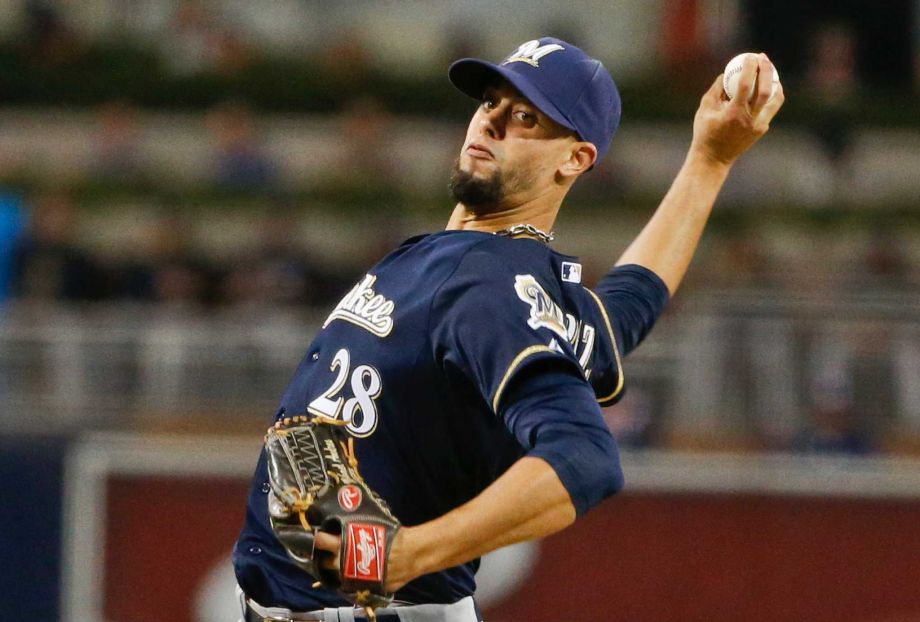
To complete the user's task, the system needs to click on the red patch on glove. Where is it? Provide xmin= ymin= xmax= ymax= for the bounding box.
xmin=343 ymin=523 xmax=386 ymax=582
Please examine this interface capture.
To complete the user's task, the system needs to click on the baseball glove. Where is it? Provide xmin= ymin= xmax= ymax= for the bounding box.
xmin=265 ymin=415 xmax=401 ymax=619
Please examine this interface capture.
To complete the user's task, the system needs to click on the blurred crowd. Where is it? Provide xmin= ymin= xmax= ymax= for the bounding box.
xmin=1 ymin=182 xmax=914 ymax=459
xmin=2 ymin=185 xmax=914 ymax=309
xmin=1 ymin=0 xmax=918 ymax=456
xmin=1 ymin=0 xmax=918 ymax=205
xmin=0 ymin=189 xmax=376 ymax=309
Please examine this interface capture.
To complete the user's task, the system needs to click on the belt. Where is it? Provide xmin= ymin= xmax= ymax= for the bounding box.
xmin=239 ymin=586 xmax=482 ymax=622
xmin=243 ymin=598 xmax=319 ymax=621
xmin=243 ymin=596 xmax=400 ymax=622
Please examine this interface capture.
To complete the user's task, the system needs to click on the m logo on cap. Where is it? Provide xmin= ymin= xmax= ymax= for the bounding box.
xmin=503 ymin=40 xmax=564 ymax=67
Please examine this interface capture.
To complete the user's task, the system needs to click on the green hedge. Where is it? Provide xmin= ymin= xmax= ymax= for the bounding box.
xmin=1 ymin=42 xmax=918 ymax=126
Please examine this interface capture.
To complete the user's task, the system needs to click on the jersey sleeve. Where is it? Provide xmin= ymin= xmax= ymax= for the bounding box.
xmin=499 ymin=359 xmax=625 ymax=515
xmin=593 ymin=264 xmax=670 ymax=357
xmin=430 ymin=243 xmax=584 ymax=414
xmin=580 ymin=263 xmax=669 ymax=406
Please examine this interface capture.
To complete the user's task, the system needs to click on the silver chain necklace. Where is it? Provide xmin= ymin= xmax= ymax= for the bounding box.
xmin=493 ymin=224 xmax=555 ymax=243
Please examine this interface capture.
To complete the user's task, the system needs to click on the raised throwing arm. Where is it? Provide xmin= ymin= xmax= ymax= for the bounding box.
xmin=616 ymin=53 xmax=785 ymax=295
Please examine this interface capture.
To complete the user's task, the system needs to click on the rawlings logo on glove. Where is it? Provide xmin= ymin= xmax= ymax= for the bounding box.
xmin=345 ymin=523 xmax=386 ymax=581
xmin=264 ymin=415 xmax=400 ymax=620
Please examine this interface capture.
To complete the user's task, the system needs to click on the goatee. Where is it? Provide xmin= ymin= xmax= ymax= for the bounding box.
xmin=448 ymin=159 xmax=504 ymax=214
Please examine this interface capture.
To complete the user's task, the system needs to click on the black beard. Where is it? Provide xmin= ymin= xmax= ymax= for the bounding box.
xmin=448 ymin=159 xmax=504 ymax=214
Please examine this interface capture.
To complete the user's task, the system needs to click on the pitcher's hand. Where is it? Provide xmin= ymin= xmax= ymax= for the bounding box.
xmin=690 ymin=53 xmax=785 ymax=167
xmin=315 ymin=527 xmax=421 ymax=593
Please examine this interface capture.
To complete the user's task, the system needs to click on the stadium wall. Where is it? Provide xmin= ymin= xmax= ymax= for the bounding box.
xmin=58 ymin=435 xmax=920 ymax=622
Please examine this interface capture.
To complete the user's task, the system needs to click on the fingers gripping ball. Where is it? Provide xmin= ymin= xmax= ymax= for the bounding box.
xmin=265 ymin=415 xmax=401 ymax=620
xmin=723 ymin=52 xmax=780 ymax=103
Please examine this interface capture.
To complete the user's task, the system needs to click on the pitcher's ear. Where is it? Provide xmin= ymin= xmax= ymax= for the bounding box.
xmin=559 ymin=141 xmax=597 ymax=178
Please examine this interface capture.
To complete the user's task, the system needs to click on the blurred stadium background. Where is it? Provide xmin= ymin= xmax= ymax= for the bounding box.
xmin=1 ymin=1 xmax=918 ymax=621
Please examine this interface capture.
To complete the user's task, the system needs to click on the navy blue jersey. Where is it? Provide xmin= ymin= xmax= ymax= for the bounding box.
xmin=234 ymin=230 xmax=667 ymax=610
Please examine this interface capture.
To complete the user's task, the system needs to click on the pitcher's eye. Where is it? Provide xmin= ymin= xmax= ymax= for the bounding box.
xmin=513 ymin=110 xmax=536 ymax=127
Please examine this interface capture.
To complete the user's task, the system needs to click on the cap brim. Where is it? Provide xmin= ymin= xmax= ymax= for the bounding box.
xmin=448 ymin=58 xmax=578 ymax=136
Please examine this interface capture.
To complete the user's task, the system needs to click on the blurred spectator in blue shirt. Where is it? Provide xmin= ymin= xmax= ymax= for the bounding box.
xmin=114 ymin=209 xmax=214 ymax=308
xmin=23 ymin=0 xmax=82 ymax=68
xmin=796 ymin=365 xmax=874 ymax=455
xmin=0 ymin=191 xmax=26 ymax=305
xmin=11 ymin=190 xmax=102 ymax=302
xmin=603 ymin=387 xmax=655 ymax=449
xmin=158 ymin=1 xmax=220 ymax=77
xmin=91 ymin=100 xmax=146 ymax=184
xmin=206 ymin=101 xmax=276 ymax=191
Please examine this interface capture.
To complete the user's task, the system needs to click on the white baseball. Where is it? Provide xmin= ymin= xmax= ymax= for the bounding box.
xmin=722 ymin=52 xmax=779 ymax=103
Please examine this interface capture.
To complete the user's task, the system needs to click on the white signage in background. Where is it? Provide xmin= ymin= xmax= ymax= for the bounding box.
xmin=473 ymin=541 xmax=541 ymax=609
xmin=194 ymin=554 xmax=239 ymax=622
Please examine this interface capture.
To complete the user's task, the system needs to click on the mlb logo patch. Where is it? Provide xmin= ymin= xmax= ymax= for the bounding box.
xmin=561 ymin=262 xmax=582 ymax=284
xmin=343 ymin=522 xmax=386 ymax=582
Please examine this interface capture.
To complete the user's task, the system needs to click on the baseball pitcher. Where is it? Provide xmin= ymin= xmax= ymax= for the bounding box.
xmin=234 ymin=37 xmax=783 ymax=622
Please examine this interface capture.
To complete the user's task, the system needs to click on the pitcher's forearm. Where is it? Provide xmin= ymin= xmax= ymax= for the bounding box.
xmin=616 ymin=152 xmax=731 ymax=294
xmin=399 ymin=457 xmax=575 ymax=582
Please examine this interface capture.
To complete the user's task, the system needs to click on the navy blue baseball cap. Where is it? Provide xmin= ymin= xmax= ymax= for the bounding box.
xmin=449 ymin=37 xmax=621 ymax=163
